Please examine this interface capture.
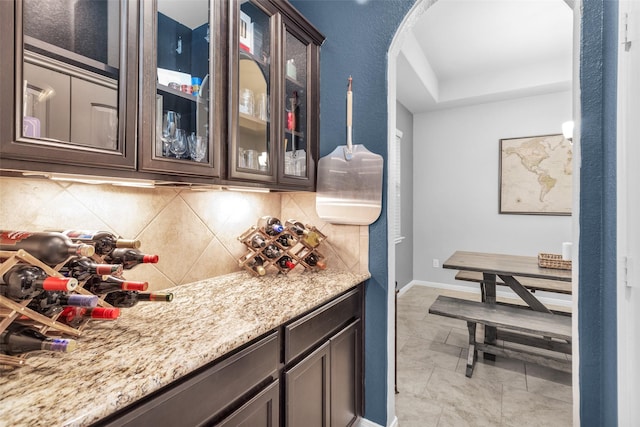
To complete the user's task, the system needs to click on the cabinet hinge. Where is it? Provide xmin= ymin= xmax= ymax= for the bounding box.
xmin=623 ymin=256 xmax=633 ymax=288
xmin=623 ymin=12 xmax=637 ymax=52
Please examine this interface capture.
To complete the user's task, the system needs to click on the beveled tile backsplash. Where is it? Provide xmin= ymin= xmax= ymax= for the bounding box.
xmin=0 ymin=177 xmax=368 ymax=289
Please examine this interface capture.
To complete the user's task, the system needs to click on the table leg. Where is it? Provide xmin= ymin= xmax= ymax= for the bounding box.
xmin=482 ymin=272 xmax=497 ymax=361
xmin=498 ymin=274 xmax=552 ymax=313
xmin=466 ymin=321 xmax=478 ymax=378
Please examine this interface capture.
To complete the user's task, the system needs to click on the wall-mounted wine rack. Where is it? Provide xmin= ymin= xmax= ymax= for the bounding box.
xmin=237 ymin=221 xmax=327 ymax=276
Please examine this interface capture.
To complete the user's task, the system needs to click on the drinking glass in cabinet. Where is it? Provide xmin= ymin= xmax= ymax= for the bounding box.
xmin=235 ymin=2 xmax=271 ymax=176
xmin=188 ymin=133 xmax=207 ymax=162
xmin=170 ymin=129 xmax=188 ymax=159
xmin=240 ymin=88 xmax=255 ymax=116
xmin=256 ymin=93 xmax=268 ymax=121
xmin=283 ymin=30 xmax=309 ymax=178
xmin=155 ymin=0 xmax=210 ymax=163
xmin=162 ymin=111 xmax=181 ymax=157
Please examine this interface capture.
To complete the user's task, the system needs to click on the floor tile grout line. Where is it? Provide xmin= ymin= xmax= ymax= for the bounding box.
xmin=396 ymin=285 xmax=572 ymax=426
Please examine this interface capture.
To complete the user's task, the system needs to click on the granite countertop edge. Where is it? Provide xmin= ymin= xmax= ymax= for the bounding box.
xmin=0 ymin=269 xmax=370 ymax=427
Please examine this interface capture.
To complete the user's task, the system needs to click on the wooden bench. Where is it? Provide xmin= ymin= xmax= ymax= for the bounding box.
xmin=454 ymin=270 xmax=572 ymax=294
xmin=428 ymin=295 xmax=572 ymax=377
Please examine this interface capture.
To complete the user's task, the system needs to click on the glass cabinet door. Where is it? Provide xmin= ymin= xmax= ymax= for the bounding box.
xmin=282 ymin=29 xmax=309 ymax=181
xmin=4 ymin=0 xmax=137 ymax=169
xmin=139 ymin=0 xmax=221 ymax=177
xmin=229 ymin=0 xmax=276 ymax=183
xmin=277 ymin=17 xmax=321 ymax=190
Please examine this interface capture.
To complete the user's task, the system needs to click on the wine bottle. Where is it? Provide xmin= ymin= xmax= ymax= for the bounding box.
xmin=104 ymin=248 xmax=159 ymax=270
xmin=276 ymin=255 xmax=295 ymax=270
xmin=85 ymin=275 xmax=148 ymax=294
xmin=285 ymin=220 xmax=320 ymax=248
xmin=287 ymin=91 xmax=298 ymax=132
xmin=1 ymin=265 xmax=78 ymax=300
xmin=27 ymin=291 xmax=99 ymax=317
xmin=1 ymin=323 xmax=77 ymax=355
xmin=247 ymin=256 xmax=266 ymax=276
xmin=257 ymin=216 xmax=284 ymax=236
xmin=249 ymin=234 xmax=267 ymax=249
xmin=304 ymin=253 xmax=327 ymax=270
xmin=60 ymin=230 xmax=141 ymax=256
xmin=61 ymin=257 xmax=123 ymax=280
xmin=276 ymin=233 xmax=295 ymax=247
xmin=103 ymin=291 xmax=174 ymax=308
xmin=58 ymin=306 xmax=120 ymax=328
xmin=263 ymin=244 xmax=281 ymax=259
xmin=0 ymin=230 xmax=95 ymax=265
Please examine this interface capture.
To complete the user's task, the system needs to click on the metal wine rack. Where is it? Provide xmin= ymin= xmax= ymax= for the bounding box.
xmin=237 ymin=221 xmax=327 ymax=276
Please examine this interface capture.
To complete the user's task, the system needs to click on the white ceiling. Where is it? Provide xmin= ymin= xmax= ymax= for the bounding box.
xmin=397 ymin=0 xmax=574 ymax=113
xmin=157 ymin=0 xmax=208 ymax=29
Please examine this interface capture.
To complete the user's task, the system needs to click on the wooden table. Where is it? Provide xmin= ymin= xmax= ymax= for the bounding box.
xmin=442 ymin=250 xmax=572 ymax=359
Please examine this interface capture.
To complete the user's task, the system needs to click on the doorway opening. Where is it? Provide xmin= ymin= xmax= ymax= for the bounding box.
xmin=387 ymin=0 xmax=579 ymax=424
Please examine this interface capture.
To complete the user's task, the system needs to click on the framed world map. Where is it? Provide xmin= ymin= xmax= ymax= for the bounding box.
xmin=499 ymin=134 xmax=572 ymax=215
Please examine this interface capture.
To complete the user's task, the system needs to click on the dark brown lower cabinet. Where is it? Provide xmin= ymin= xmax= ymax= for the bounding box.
xmin=93 ymin=332 xmax=279 ymax=427
xmin=91 ymin=285 xmax=363 ymax=427
xmin=214 ymin=380 xmax=279 ymax=427
xmin=284 ymin=320 xmax=361 ymax=427
xmin=330 ymin=320 xmax=361 ymax=427
xmin=286 ymin=341 xmax=331 ymax=427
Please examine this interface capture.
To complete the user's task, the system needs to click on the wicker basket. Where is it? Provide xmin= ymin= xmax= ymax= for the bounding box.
xmin=538 ymin=253 xmax=572 ymax=270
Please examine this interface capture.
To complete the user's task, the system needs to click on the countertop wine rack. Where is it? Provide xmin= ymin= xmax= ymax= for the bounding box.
xmin=0 ymin=250 xmax=83 ymax=367
xmin=237 ymin=222 xmax=327 ymax=276
xmin=0 ymin=247 xmax=131 ymax=368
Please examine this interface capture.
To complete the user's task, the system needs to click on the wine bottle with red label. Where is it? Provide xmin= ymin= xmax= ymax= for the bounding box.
xmin=85 ymin=275 xmax=149 ymax=294
xmin=104 ymin=248 xmax=159 ymax=270
xmin=276 ymin=255 xmax=296 ymax=271
xmin=61 ymin=257 xmax=123 ymax=280
xmin=1 ymin=264 xmax=78 ymax=301
xmin=58 ymin=306 xmax=120 ymax=328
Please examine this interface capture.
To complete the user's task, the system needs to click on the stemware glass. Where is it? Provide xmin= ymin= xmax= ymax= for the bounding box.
xmin=162 ymin=111 xmax=180 ymax=156
xmin=169 ymin=128 xmax=188 ymax=158
xmin=188 ymin=132 xmax=207 ymax=162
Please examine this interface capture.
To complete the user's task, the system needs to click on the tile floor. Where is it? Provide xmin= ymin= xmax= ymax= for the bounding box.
xmin=395 ymin=285 xmax=573 ymax=426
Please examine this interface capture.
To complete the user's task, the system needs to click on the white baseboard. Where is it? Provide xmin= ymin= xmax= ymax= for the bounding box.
xmin=402 ymin=279 xmax=572 ymax=308
xmin=356 ymin=415 xmax=397 ymax=427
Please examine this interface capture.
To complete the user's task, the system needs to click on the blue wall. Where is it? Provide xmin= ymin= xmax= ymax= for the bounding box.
xmin=579 ymin=0 xmax=618 ymax=425
xmin=290 ymin=0 xmax=415 ymax=424
xmin=294 ymin=0 xmax=619 ymax=424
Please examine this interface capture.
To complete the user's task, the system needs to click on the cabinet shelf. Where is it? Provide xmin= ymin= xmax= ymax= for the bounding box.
xmin=285 ymin=76 xmax=303 ymax=87
xmin=24 ymin=36 xmax=119 ymax=79
xmin=239 ymin=112 xmax=268 ymax=133
xmin=285 ymin=129 xmax=304 ymax=138
xmin=157 ymin=84 xmax=206 ymax=104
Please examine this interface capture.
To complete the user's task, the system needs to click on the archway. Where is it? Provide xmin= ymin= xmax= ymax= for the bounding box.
xmin=386 ymin=0 xmax=579 ymax=424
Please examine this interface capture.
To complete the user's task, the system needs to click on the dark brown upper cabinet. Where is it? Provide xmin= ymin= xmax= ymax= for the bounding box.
xmin=138 ymin=0 xmax=225 ymax=179
xmin=0 ymin=0 xmax=138 ymax=173
xmin=228 ymin=0 xmax=324 ymax=190
xmin=0 ymin=0 xmax=323 ymax=190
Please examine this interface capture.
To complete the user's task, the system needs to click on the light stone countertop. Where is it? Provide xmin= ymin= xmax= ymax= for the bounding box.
xmin=0 ymin=269 xmax=370 ymax=427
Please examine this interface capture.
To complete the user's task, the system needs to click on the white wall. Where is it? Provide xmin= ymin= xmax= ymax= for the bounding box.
xmin=413 ymin=90 xmax=573 ymax=287
xmin=396 ymin=101 xmax=414 ymax=289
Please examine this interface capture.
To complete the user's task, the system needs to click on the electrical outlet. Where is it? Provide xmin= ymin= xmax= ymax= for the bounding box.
xmin=432 ymin=258 xmax=439 ymax=268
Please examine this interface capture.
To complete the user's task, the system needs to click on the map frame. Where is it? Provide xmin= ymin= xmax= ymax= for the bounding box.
xmin=499 ymin=133 xmax=572 ymax=216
